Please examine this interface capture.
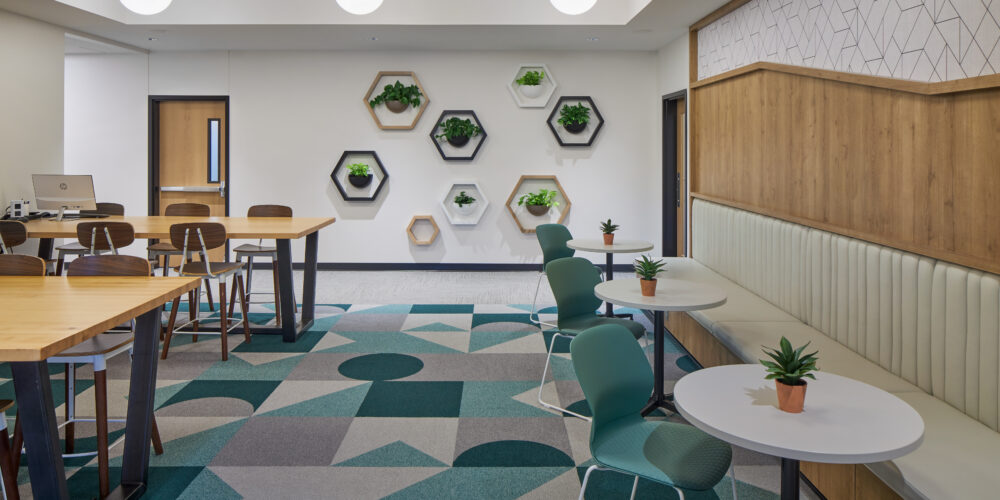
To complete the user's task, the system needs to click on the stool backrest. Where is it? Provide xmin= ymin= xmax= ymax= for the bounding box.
xmin=248 ymin=204 xmax=292 ymax=217
xmin=67 ymin=255 xmax=151 ymax=276
xmin=536 ymin=224 xmax=575 ymax=267
xmin=0 ymin=221 xmax=27 ymax=253
xmin=570 ymin=324 xmax=653 ymax=431
xmin=547 ymin=257 xmax=603 ymax=324
xmin=164 ymin=203 xmax=210 ymax=217
xmin=0 ymin=254 xmax=46 ymax=276
xmin=77 ymin=221 xmax=135 ymax=254
xmin=82 ymin=202 xmax=125 ymax=216
xmin=169 ymin=222 xmax=227 ymax=252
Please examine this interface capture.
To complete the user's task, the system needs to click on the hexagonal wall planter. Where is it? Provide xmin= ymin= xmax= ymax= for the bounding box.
xmin=547 ymin=96 xmax=604 ymax=147
xmin=440 ymin=181 xmax=488 ymax=225
xmin=507 ymin=64 xmax=557 ymax=108
xmin=407 ymin=215 xmax=440 ymax=245
xmin=331 ymin=150 xmax=389 ymax=202
xmin=505 ymin=175 xmax=571 ymax=233
xmin=364 ymin=71 xmax=430 ymax=130
xmin=429 ymin=110 xmax=487 ymax=161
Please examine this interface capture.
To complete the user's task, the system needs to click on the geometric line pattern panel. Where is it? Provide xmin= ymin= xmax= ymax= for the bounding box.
xmin=698 ymin=0 xmax=1000 ymax=82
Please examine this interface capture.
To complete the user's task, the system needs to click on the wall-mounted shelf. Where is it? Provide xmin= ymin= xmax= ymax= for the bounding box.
xmin=407 ymin=215 xmax=440 ymax=245
xmin=429 ymin=110 xmax=487 ymax=161
xmin=330 ymin=150 xmax=389 ymax=202
xmin=507 ymin=64 xmax=558 ymax=108
xmin=363 ymin=71 xmax=430 ymax=130
xmin=547 ymin=95 xmax=604 ymax=147
xmin=505 ymin=175 xmax=571 ymax=233
xmin=440 ymin=181 xmax=488 ymax=225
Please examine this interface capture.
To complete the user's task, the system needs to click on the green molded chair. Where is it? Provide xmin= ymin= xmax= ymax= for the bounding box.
xmin=530 ymin=224 xmax=577 ymax=328
xmin=571 ymin=324 xmax=737 ymax=500
xmin=540 ymin=257 xmax=646 ymax=421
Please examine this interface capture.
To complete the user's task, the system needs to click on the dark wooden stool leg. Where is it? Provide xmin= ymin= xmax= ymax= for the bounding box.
xmin=161 ymin=296 xmax=181 ymax=360
xmin=151 ymin=416 xmax=164 ymax=455
xmin=55 ymin=252 xmax=65 ymax=277
xmin=64 ymin=364 xmax=75 ymax=454
xmin=237 ymin=274 xmax=252 ymax=343
xmin=189 ymin=289 xmax=199 ymax=343
xmin=219 ymin=279 xmax=228 ymax=361
xmin=271 ymin=261 xmax=282 ymax=327
xmin=94 ymin=369 xmax=110 ymax=498
xmin=204 ymin=279 xmax=215 ymax=311
xmin=10 ymin=413 xmax=22 ymax=471
xmin=228 ymin=276 xmax=238 ymax=320
xmin=0 ymin=423 xmax=20 ymax=500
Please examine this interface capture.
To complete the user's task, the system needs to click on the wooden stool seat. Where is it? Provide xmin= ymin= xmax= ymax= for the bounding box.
xmin=233 ymin=243 xmax=276 ymax=254
xmin=147 ymin=241 xmax=178 ymax=252
xmin=172 ymin=261 xmax=244 ymax=277
xmin=54 ymin=333 xmax=133 ymax=357
xmin=56 ymin=241 xmax=88 ymax=252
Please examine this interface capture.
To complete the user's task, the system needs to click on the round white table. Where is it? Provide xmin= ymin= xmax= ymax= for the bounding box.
xmin=567 ymin=238 xmax=653 ymax=317
xmin=674 ymin=364 xmax=924 ymax=500
xmin=594 ymin=278 xmax=726 ymax=415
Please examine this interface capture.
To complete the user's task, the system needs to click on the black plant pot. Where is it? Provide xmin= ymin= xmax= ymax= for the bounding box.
xmin=563 ymin=121 xmax=586 ymax=134
xmin=526 ymin=204 xmax=550 ymax=216
xmin=348 ymin=174 xmax=373 ymax=188
xmin=447 ymin=135 xmax=470 ymax=147
xmin=385 ymin=100 xmax=408 ymax=113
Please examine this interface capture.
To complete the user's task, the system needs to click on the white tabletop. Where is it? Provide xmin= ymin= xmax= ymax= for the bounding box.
xmin=673 ymin=365 xmax=924 ymax=464
xmin=594 ymin=278 xmax=727 ymax=312
xmin=567 ymin=238 xmax=654 ymax=254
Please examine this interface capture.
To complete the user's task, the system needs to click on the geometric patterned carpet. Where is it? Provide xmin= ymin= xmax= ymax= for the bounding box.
xmin=1 ymin=303 xmax=781 ymax=499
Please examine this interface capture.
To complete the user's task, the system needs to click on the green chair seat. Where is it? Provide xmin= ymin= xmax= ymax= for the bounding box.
xmin=560 ymin=314 xmax=645 ymax=340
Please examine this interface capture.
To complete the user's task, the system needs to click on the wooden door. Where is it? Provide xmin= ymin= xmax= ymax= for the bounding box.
xmin=155 ymin=99 xmax=228 ymax=261
xmin=676 ymin=98 xmax=687 ymax=257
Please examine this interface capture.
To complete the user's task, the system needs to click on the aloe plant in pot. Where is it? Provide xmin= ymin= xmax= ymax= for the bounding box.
xmin=435 ymin=117 xmax=483 ymax=147
xmin=517 ymin=189 xmax=559 ymax=216
xmin=557 ymin=102 xmax=591 ymax=134
xmin=369 ymin=80 xmax=423 ymax=114
xmin=634 ymin=255 xmax=666 ymax=297
xmin=453 ymin=191 xmax=477 ymax=215
xmin=760 ymin=337 xmax=819 ymax=413
xmin=600 ymin=219 xmax=619 ymax=245
xmin=515 ymin=70 xmax=545 ymax=98
xmin=347 ymin=163 xmax=372 ymax=187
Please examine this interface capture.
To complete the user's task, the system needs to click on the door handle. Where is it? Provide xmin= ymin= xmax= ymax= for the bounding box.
xmin=160 ymin=183 xmax=226 ymax=198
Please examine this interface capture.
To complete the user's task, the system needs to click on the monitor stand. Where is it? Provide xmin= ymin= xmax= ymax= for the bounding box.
xmin=55 ymin=206 xmax=68 ymax=221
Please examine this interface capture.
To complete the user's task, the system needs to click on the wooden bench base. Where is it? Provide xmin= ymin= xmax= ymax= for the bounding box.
xmin=665 ymin=312 xmax=902 ymax=500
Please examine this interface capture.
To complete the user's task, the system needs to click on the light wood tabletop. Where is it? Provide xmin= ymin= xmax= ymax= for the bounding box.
xmin=23 ymin=216 xmax=336 ymax=240
xmin=0 ymin=276 xmax=200 ymax=361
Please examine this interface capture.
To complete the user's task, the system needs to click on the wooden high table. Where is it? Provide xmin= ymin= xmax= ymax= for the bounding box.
xmin=25 ymin=215 xmax=336 ymax=343
xmin=0 ymin=276 xmax=201 ymax=499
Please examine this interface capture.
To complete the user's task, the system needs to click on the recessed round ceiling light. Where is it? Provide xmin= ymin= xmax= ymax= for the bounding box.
xmin=369 ymin=36 xmax=379 ymax=41
xmin=550 ymin=0 xmax=597 ymax=15
xmin=120 ymin=0 xmax=173 ymax=16
xmin=337 ymin=0 xmax=383 ymax=15
xmin=586 ymin=36 xmax=600 ymax=41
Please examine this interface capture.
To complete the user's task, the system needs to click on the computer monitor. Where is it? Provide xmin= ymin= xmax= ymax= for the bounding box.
xmin=32 ymin=174 xmax=98 ymax=220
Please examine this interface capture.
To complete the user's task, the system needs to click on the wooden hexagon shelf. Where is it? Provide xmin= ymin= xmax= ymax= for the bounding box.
xmin=507 ymin=63 xmax=557 ymax=108
xmin=547 ymin=95 xmax=604 ymax=147
xmin=407 ymin=215 xmax=440 ymax=245
xmin=505 ymin=175 xmax=571 ymax=233
xmin=364 ymin=71 xmax=430 ymax=130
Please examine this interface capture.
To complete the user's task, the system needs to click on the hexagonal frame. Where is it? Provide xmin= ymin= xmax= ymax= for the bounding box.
xmin=407 ymin=215 xmax=440 ymax=245
xmin=505 ymin=175 xmax=572 ymax=234
xmin=330 ymin=150 xmax=389 ymax=202
xmin=363 ymin=71 xmax=430 ymax=130
xmin=547 ymin=95 xmax=604 ymax=147
xmin=440 ymin=181 xmax=489 ymax=225
xmin=507 ymin=63 xmax=558 ymax=108
xmin=429 ymin=110 xmax=488 ymax=161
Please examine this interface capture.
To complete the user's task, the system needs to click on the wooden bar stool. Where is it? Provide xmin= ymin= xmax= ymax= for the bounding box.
xmin=0 ymin=399 xmax=18 ymax=500
xmin=75 ymin=221 xmax=135 ymax=256
xmin=54 ymin=202 xmax=124 ymax=275
xmin=148 ymin=202 xmax=215 ymax=310
xmin=230 ymin=205 xmax=295 ymax=326
xmin=0 ymin=221 xmax=27 ymax=255
xmin=162 ymin=222 xmax=251 ymax=361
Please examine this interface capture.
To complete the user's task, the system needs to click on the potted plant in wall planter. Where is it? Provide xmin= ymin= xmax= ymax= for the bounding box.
xmin=558 ymin=102 xmax=591 ymax=134
xmin=453 ymin=191 xmax=477 ymax=215
xmin=760 ymin=337 xmax=819 ymax=413
xmin=634 ymin=255 xmax=666 ymax=297
xmin=600 ymin=219 xmax=619 ymax=245
xmin=347 ymin=163 xmax=373 ymax=187
xmin=435 ymin=117 xmax=483 ymax=147
xmin=518 ymin=189 xmax=559 ymax=216
xmin=515 ymin=70 xmax=545 ymax=98
xmin=369 ymin=80 xmax=423 ymax=113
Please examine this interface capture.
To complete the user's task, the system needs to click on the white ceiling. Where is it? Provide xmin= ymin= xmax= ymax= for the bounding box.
xmin=0 ymin=0 xmax=726 ymax=53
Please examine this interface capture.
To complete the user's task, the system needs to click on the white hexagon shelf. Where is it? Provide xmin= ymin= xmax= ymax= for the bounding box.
xmin=364 ymin=71 xmax=430 ymax=130
xmin=506 ymin=63 xmax=558 ymax=108
xmin=505 ymin=175 xmax=571 ymax=233
xmin=440 ymin=181 xmax=489 ymax=225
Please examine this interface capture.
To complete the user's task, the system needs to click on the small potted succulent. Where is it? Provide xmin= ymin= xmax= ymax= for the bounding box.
xmin=369 ymin=80 xmax=423 ymax=113
xmin=347 ymin=163 xmax=373 ymax=187
xmin=760 ymin=337 xmax=819 ymax=414
xmin=515 ymin=70 xmax=546 ymax=98
xmin=600 ymin=219 xmax=619 ymax=245
xmin=557 ymin=102 xmax=591 ymax=134
xmin=453 ymin=191 xmax=477 ymax=215
xmin=518 ymin=189 xmax=559 ymax=216
xmin=435 ymin=117 xmax=483 ymax=147
xmin=633 ymin=255 xmax=666 ymax=297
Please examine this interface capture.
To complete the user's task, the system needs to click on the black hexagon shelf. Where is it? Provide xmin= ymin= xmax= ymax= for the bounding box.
xmin=331 ymin=150 xmax=389 ymax=202
xmin=547 ymin=96 xmax=604 ymax=147
xmin=429 ymin=110 xmax=487 ymax=161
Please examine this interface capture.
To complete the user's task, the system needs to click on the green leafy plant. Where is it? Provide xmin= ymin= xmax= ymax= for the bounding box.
xmin=453 ymin=191 xmax=477 ymax=207
xmin=760 ymin=337 xmax=819 ymax=386
xmin=517 ymin=189 xmax=559 ymax=207
xmin=516 ymin=70 xmax=545 ymax=86
xmin=600 ymin=219 xmax=619 ymax=235
xmin=368 ymin=80 xmax=423 ymax=109
xmin=557 ymin=103 xmax=591 ymax=126
xmin=347 ymin=163 xmax=370 ymax=176
xmin=434 ymin=117 xmax=483 ymax=141
xmin=633 ymin=255 xmax=666 ymax=281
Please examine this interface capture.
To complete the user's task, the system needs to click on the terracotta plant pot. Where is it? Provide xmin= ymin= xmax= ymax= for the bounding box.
xmin=348 ymin=174 xmax=373 ymax=188
xmin=519 ymin=84 xmax=544 ymax=98
xmin=526 ymin=204 xmax=550 ymax=216
xmin=447 ymin=134 xmax=470 ymax=147
xmin=640 ymin=278 xmax=657 ymax=297
xmin=603 ymin=233 xmax=615 ymax=245
xmin=775 ymin=380 xmax=807 ymax=413
xmin=563 ymin=121 xmax=586 ymax=134
xmin=385 ymin=99 xmax=408 ymax=113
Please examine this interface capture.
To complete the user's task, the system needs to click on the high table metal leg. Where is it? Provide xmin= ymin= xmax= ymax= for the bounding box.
xmin=780 ymin=458 xmax=800 ymax=500
xmin=604 ymin=252 xmax=614 ymax=317
xmin=276 ymin=239 xmax=298 ymax=343
xmin=37 ymin=238 xmax=54 ymax=261
xmin=641 ymin=310 xmax=674 ymax=416
xmin=11 ymin=361 xmax=69 ymax=500
xmin=301 ymin=231 xmax=318 ymax=325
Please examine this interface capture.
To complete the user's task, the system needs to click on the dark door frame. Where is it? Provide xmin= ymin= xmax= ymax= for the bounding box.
xmin=147 ymin=96 xmax=231 ymax=217
xmin=662 ymin=89 xmax=687 ymax=256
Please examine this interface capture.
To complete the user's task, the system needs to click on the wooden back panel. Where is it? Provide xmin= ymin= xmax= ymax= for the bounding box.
xmin=67 ymin=255 xmax=151 ymax=277
xmin=169 ymin=222 xmax=227 ymax=251
xmin=0 ymin=254 xmax=46 ymax=276
xmin=76 ymin=222 xmax=136 ymax=251
xmin=82 ymin=202 xmax=125 ymax=216
xmin=165 ymin=203 xmax=210 ymax=217
xmin=247 ymin=204 xmax=293 ymax=218
xmin=0 ymin=221 xmax=27 ymax=250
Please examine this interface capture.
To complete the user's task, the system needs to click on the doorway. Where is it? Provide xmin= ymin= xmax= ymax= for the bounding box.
xmin=662 ymin=90 xmax=687 ymax=257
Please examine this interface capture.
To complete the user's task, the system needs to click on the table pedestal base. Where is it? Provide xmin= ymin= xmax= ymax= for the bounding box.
xmin=781 ymin=458 xmax=800 ymax=500
xmin=639 ymin=310 xmax=677 ymax=416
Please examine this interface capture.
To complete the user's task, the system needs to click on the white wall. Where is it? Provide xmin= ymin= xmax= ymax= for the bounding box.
xmin=65 ymin=49 xmax=662 ymax=265
xmin=657 ymin=34 xmax=689 ymax=96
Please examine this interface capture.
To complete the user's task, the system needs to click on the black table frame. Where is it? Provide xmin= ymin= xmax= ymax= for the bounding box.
xmin=600 ymin=253 xmax=632 ymax=320
xmin=640 ymin=310 xmax=674 ymax=416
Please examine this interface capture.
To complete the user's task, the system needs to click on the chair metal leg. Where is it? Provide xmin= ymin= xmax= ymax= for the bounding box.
xmin=672 ymin=486 xmax=686 ymax=500
xmin=94 ymin=369 xmax=110 ymax=498
xmin=630 ymin=475 xmax=640 ymax=500
xmin=529 ymin=272 xmax=544 ymax=325
xmin=219 ymin=278 xmax=228 ymax=361
xmin=161 ymin=296 xmax=181 ymax=360
xmin=729 ymin=462 xmax=738 ymax=500
xmin=204 ymin=279 xmax=215 ymax=311
xmin=537 ymin=332 xmax=591 ymax=421
xmin=578 ymin=465 xmax=599 ymax=500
